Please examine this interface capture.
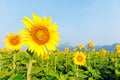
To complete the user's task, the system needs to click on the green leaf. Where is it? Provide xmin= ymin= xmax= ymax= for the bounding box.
xmin=31 ymin=67 xmax=42 ymax=74
xmin=89 ymin=69 xmax=101 ymax=79
xmin=22 ymin=56 xmax=30 ymax=64
xmin=88 ymin=77 xmax=93 ymax=80
xmin=58 ymin=73 xmax=68 ymax=80
xmin=47 ymin=70 xmax=59 ymax=79
xmin=8 ymin=74 xmax=23 ymax=80
xmin=115 ymin=69 xmax=120 ymax=77
xmin=0 ymin=69 xmax=14 ymax=78
xmin=69 ymin=76 xmax=76 ymax=80
xmin=68 ymin=71 xmax=74 ymax=76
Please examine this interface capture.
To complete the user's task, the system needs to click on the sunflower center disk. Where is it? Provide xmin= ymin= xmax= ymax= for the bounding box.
xmin=10 ymin=36 xmax=20 ymax=45
xmin=77 ymin=56 xmax=82 ymax=62
xmin=33 ymin=27 xmax=49 ymax=45
xmin=36 ymin=30 xmax=45 ymax=40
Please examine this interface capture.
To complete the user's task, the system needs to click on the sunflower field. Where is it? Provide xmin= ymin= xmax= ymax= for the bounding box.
xmin=1 ymin=47 xmax=120 ymax=80
xmin=0 ymin=13 xmax=120 ymax=80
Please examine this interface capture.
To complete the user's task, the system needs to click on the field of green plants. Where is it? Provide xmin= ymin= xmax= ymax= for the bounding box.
xmin=0 ymin=48 xmax=120 ymax=80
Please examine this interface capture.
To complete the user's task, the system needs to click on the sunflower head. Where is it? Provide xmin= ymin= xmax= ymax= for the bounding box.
xmin=88 ymin=41 xmax=94 ymax=47
xmin=96 ymin=51 xmax=100 ymax=55
xmin=19 ymin=13 xmax=60 ymax=56
xmin=111 ymin=58 xmax=115 ymax=62
xmin=74 ymin=52 xmax=86 ymax=66
xmin=42 ymin=53 xmax=49 ymax=60
xmin=101 ymin=48 xmax=107 ymax=53
xmin=64 ymin=48 xmax=69 ymax=53
xmin=4 ymin=33 xmax=22 ymax=50
xmin=78 ymin=43 xmax=83 ymax=49
xmin=73 ymin=47 xmax=77 ymax=52
xmin=48 ymin=51 xmax=54 ymax=55
xmin=1 ymin=48 xmax=7 ymax=52
xmin=116 ymin=44 xmax=120 ymax=52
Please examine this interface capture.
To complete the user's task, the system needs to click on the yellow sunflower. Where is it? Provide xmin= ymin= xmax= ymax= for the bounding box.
xmin=48 ymin=51 xmax=54 ymax=55
xmin=19 ymin=13 xmax=60 ymax=56
xmin=101 ymin=48 xmax=107 ymax=53
xmin=88 ymin=41 xmax=94 ymax=47
xmin=42 ymin=53 xmax=49 ymax=60
xmin=96 ymin=51 xmax=100 ymax=55
xmin=111 ymin=58 xmax=115 ymax=62
xmin=74 ymin=52 xmax=86 ymax=66
xmin=64 ymin=48 xmax=69 ymax=53
xmin=78 ymin=43 xmax=83 ymax=49
xmin=116 ymin=44 xmax=120 ymax=53
xmin=73 ymin=47 xmax=77 ymax=52
xmin=4 ymin=33 xmax=22 ymax=50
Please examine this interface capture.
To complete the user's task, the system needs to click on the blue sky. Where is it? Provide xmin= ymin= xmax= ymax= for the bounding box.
xmin=0 ymin=0 xmax=120 ymax=47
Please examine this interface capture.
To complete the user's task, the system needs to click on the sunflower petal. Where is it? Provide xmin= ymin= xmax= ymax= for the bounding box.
xmin=46 ymin=42 xmax=56 ymax=50
xmin=32 ymin=13 xmax=40 ymax=25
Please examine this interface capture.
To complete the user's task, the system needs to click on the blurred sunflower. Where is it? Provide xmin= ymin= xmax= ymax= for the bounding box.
xmin=74 ymin=52 xmax=86 ymax=66
xmin=64 ymin=48 xmax=69 ymax=53
xmin=88 ymin=41 xmax=94 ymax=47
xmin=73 ymin=47 xmax=77 ymax=52
xmin=42 ymin=53 xmax=49 ymax=60
xmin=111 ymin=58 xmax=115 ymax=62
xmin=100 ymin=48 xmax=107 ymax=55
xmin=19 ymin=13 xmax=60 ymax=56
xmin=96 ymin=51 xmax=100 ymax=55
xmin=116 ymin=44 xmax=120 ymax=53
xmin=48 ymin=51 xmax=54 ymax=55
xmin=1 ymin=48 xmax=7 ymax=52
xmin=78 ymin=43 xmax=83 ymax=49
xmin=4 ymin=33 xmax=22 ymax=50
xmin=101 ymin=48 xmax=107 ymax=53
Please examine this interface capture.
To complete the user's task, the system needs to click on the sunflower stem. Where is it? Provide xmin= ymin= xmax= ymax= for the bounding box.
xmin=0 ymin=54 xmax=2 ymax=72
xmin=115 ymin=53 xmax=118 ymax=69
xmin=13 ymin=53 xmax=16 ymax=70
xmin=76 ymin=65 xmax=79 ymax=80
xmin=27 ymin=56 xmax=33 ymax=80
xmin=87 ymin=47 xmax=91 ymax=70
xmin=54 ymin=53 xmax=57 ymax=72
xmin=41 ymin=57 xmax=43 ymax=68
xmin=26 ymin=49 xmax=34 ymax=80
xmin=65 ymin=54 xmax=68 ymax=73
xmin=46 ymin=61 xmax=48 ymax=72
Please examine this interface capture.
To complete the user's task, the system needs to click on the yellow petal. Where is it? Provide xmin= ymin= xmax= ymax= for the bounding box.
xmin=22 ymin=20 xmax=33 ymax=30
xmin=46 ymin=42 xmax=56 ymax=50
xmin=32 ymin=13 xmax=39 ymax=25
xmin=24 ymin=16 xmax=33 ymax=26
xmin=48 ymin=22 xmax=58 ymax=31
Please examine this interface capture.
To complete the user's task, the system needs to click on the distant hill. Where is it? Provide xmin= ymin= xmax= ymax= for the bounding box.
xmin=95 ymin=43 xmax=119 ymax=51
xmin=57 ymin=42 xmax=73 ymax=51
xmin=58 ymin=43 xmax=120 ymax=51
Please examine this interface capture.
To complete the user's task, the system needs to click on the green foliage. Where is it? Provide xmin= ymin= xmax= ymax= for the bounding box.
xmin=0 ymin=51 xmax=120 ymax=80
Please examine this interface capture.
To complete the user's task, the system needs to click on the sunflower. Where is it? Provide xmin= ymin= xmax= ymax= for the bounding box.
xmin=64 ymin=48 xmax=69 ymax=53
xmin=1 ymin=48 xmax=7 ymax=52
xmin=111 ymin=58 xmax=115 ymax=62
xmin=78 ymin=43 xmax=83 ymax=49
xmin=88 ymin=41 xmax=94 ymax=47
xmin=73 ymin=47 xmax=77 ymax=52
xmin=74 ymin=52 xmax=86 ymax=66
xmin=116 ymin=44 xmax=120 ymax=53
xmin=48 ymin=51 xmax=54 ymax=55
xmin=100 ymin=48 xmax=107 ymax=55
xmin=19 ymin=13 xmax=60 ymax=56
xmin=96 ymin=51 xmax=100 ymax=55
xmin=4 ymin=33 xmax=22 ymax=50
xmin=42 ymin=53 xmax=49 ymax=60
xmin=101 ymin=48 xmax=106 ymax=53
